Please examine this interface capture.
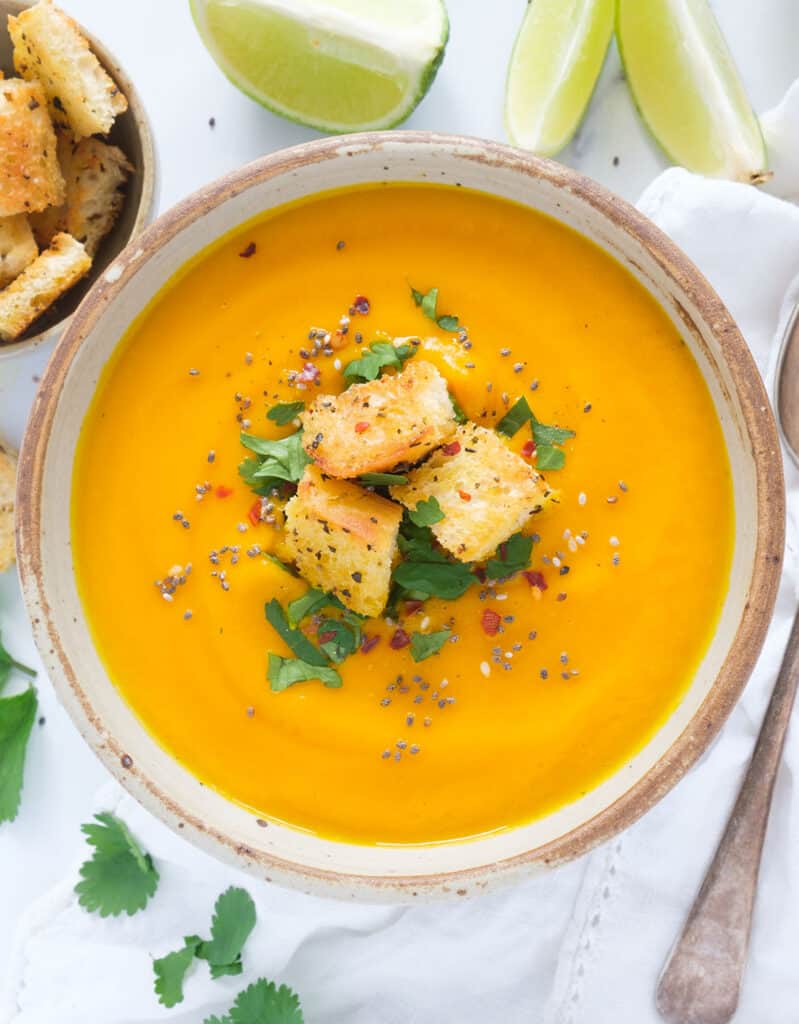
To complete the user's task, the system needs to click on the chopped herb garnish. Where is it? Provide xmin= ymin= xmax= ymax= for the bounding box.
xmin=359 ymin=472 xmax=409 ymax=487
xmin=410 ymin=629 xmax=450 ymax=662
xmin=449 ymin=392 xmax=468 ymax=424
xmin=535 ymin=446 xmax=566 ymax=470
xmin=0 ymin=686 xmax=37 ymax=824
xmin=286 ymin=588 xmax=344 ymax=628
xmin=154 ymin=887 xmax=257 ymax=1007
xmin=241 ymin=431 xmax=310 ymax=484
xmin=203 ymin=977 xmax=304 ymax=1024
xmin=265 ymin=599 xmax=327 ymax=667
xmin=317 ymin=619 xmax=358 ymax=663
xmin=342 ymin=340 xmax=416 ymax=383
xmin=267 ymin=401 xmax=305 ymax=425
xmin=394 ymin=522 xmax=474 ymax=600
xmin=265 ymin=553 xmax=299 ymax=577
xmin=532 ymin=420 xmax=575 ymax=447
xmin=408 ymin=496 xmax=445 ymax=527
xmin=267 ymin=654 xmax=342 ymax=692
xmin=75 ymin=812 xmax=159 ymax=917
xmin=410 ymin=285 xmax=460 ymax=332
xmin=485 ymin=532 xmax=534 ymax=579
xmin=0 ymin=632 xmax=36 ymax=691
xmin=496 ymin=396 xmax=533 ymax=438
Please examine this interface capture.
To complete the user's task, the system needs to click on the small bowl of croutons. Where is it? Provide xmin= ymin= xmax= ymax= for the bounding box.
xmin=0 ymin=0 xmax=155 ymax=358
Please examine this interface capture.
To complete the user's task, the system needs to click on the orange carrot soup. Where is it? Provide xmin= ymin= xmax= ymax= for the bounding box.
xmin=72 ymin=184 xmax=733 ymax=845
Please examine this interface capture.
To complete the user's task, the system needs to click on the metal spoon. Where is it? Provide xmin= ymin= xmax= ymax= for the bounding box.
xmin=656 ymin=306 xmax=799 ymax=1024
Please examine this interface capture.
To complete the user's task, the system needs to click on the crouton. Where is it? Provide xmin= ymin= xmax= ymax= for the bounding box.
xmin=0 ymin=78 xmax=65 ymax=217
xmin=0 ymin=444 xmax=16 ymax=573
xmin=31 ymin=135 xmax=132 ymax=254
xmin=301 ymin=360 xmax=458 ymax=479
xmin=391 ymin=424 xmax=556 ymax=563
xmin=0 ymin=232 xmax=90 ymax=341
xmin=9 ymin=0 xmax=127 ymax=138
xmin=283 ymin=464 xmax=402 ymax=617
xmin=0 ymin=215 xmax=38 ymax=289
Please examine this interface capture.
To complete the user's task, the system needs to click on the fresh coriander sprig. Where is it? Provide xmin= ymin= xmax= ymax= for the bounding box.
xmin=0 ymin=630 xmax=38 ymax=824
xmin=496 ymin=396 xmax=575 ymax=469
xmin=204 ymin=977 xmax=304 ymax=1024
xmin=154 ymin=887 xmax=257 ymax=1008
xmin=410 ymin=285 xmax=461 ymax=332
xmin=75 ymin=812 xmax=159 ymax=917
xmin=267 ymin=401 xmax=305 ymax=426
xmin=410 ymin=630 xmax=450 ymax=662
xmin=485 ymin=532 xmax=534 ymax=579
xmin=268 ymin=654 xmax=342 ymax=691
xmin=341 ymin=340 xmax=416 ymax=383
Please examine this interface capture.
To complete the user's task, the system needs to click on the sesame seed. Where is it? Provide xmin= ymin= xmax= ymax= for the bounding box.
xmin=184 ymin=610 xmax=193 ymax=620
xmin=560 ymin=652 xmax=568 ymax=664
xmin=409 ymin=744 xmax=420 ymax=754
xmin=380 ymin=698 xmax=391 ymax=707
xmin=562 ymin=672 xmax=571 ymax=680
xmin=381 ymin=750 xmax=391 ymax=759
xmin=528 ymin=630 xmax=537 ymax=640
xmin=540 ymin=668 xmax=548 ymax=679
xmin=619 ymin=480 xmax=629 ymax=492
xmin=500 ymin=347 xmax=511 ymax=356
xmin=578 ymin=492 xmax=587 ymax=506
xmin=406 ymin=713 xmax=415 ymax=726
xmin=424 ymin=717 xmax=432 ymax=727
xmin=396 ymin=740 xmax=407 ymax=750
xmin=245 ymin=352 xmax=253 ymax=365
xmin=188 ymin=368 xmax=200 ymax=376
xmin=584 ymin=403 xmax=592 ymax=412
xmin=480 ymin=661 xmax=491 ymax=678
xmin=513 ymin=362 xmax=524 ymax=373
xmin=609 ymin=536 xmax=620 ymax=547
xmin=334 ymin=358 xmax=342 ymax=370
xmin=612 ymin=553 xmax=621 ymax=566
xmin=607 ymin=496 xmax=618 ymax=504
xmin=530 ymin=380 xmax=539 ymax=391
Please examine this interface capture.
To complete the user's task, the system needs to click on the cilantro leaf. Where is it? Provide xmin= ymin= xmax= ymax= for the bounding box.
xmin=449 ymin=393 xmax=468 ymax=424
xmin=204 ymin=978 xmax=304 ymax=1024
xmin=268 ymin=654 xmax=342 ymax=692
xmin=267 ymin=401 xmax=305 ymax=426
xmin=265 ymin=553 xmax=299 ymax=577
xmin=241 ymin=431 xmax=311 ymax=484
xmin=485 ymin=533 xmax=534 ymax=579
xmin=535 ymin=445 xmax=566 ymax=470
xmin=410 ymin=285 xmax=460 ymax=332
xmin=196 ymin=887 xmax=256 ymax=975
xmin=359 ymin=472 xmax=409 ymax=486
xmin=408 ymin=496 xmax=444 ymax=527
xmin=0 ymin=686 xmax=37 ymax=823
xmin=265 ymin=600 xmax=327 ymax=667
xmin=393 ymin=558 xmax=474 ymax=601
xmin=317 ymin=619 xmax=358 ymax=663
xmin=410 ymin=630 xmax=450 ymax=662
xmin=496 ymin=396 xmax=533 ymax=437
xmin=238 ymin=456 xmax=275 ymax=497
xmin=286 ymin=588 xmax=344 ymax=628
xmin=342 ymin=341 xmax=416 ymax=383
xmin=154 ymin=938 xmax=201 ymax=1008
xmin=0 ymin=631 xmax=36 ymax=694
xmin=75 ymin=812 xmax=159 ymax=916
xmin=532 ymin=420 xmax=575 ymax=446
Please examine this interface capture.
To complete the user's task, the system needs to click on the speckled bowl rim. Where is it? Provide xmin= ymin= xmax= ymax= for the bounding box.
xmin=0 ymin=0 xmax=157 ymax=361
xmin=16 ymin=132 xmax=785 ymax=898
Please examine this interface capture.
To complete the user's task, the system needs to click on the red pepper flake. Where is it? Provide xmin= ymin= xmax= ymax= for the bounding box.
xmin=389 ymin=628 xmax=411 ymax=650
xmin=481 ymin=608 xmax=501 ymax=636
xmin=474 ymin=567 xmax=487 ymax=583
xmin=404 ymin=599 xmax=424 ymax=616
xmin=442 ymin=441 xmax=461 ymax=456
xmin=355 ymin=421 xmax=370 ymax=433
xmin=216 ymin=485 xmax=234 ymax=498
xmin=458 ymin=489 xmax=472 ymax=502
xmin=521 ymin=439 xmax=536 ymax=459
xmin=318 ymin=630 xmax=337 ymax=644
xmin=350 ymin=295 xmax=370 ymax=315
xmin=523 ymin=570 xmax=548 ymax=590
xmin=239 ymin=242 xmax=256 ymax=258
xmin=361 ymin=634 xmax=380 ymax=654
xmin=247 ymin=500 xmax=263 ymax=526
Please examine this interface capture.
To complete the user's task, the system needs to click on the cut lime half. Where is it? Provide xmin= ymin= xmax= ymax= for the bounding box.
xmin=190 ymin=0 xmax=449 ymax=134
xmin=505 ymin=0 xmax=614 ymax=157
xmin=617 ymin=0 xmax=768 ymax=183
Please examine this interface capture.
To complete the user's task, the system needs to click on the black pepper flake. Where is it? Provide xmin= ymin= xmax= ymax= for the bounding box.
xmin=239 ymin=242 xmax=256 ymax=258
xmin=336 ymin=239 xmax=346 ymax=250
xmin=351 ymin=572 xmax=362 ymax=583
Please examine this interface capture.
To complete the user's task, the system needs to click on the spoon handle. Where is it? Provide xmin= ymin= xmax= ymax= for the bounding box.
xmin=656 ymin=604 xmax=799 ymax=1024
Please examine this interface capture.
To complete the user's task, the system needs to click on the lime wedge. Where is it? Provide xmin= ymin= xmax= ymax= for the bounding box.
xmin=190 ymin=0 xmax=449 ymax=133
xmin=617 ymin=0 xmax=768 ymax=182
xmin=505 ymin=0 xmax=614 ymax=157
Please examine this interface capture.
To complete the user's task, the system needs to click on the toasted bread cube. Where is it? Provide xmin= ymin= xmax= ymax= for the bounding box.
xmin=0 ymin=78 xmax=65 ymax=217
xmin=283 ymin=465 xmax=402 ymax=617
xmin=0 ymin=444 xmax=16 ymax=573
xmin=30 ymin=135 xmax=132 ymax=255
xmin=391 ymin=424 xmax=556 ymax=563
xmin=0 ymin=231 xmax=90 ymax=341
xmin=9 ymin=0 xmax=127 ymax=138
xmin=301 ymin=360 xmax=457 ymax=478
xmin=0 ymin=215 xmax=38 ymax=288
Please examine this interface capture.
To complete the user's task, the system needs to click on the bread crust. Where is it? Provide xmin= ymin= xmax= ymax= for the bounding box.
xmin=0 ymin=78 xmax=65 ymax=217
xmin=0 ymin=215 xmax=38 ymax=289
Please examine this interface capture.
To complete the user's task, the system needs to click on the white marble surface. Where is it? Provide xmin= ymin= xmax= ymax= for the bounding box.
xmin=1 ymin=0 xmax=797 ymax=999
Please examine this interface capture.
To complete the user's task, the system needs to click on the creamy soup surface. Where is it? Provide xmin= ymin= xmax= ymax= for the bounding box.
xmin=73 ymin=184 xmax=733 ymax=844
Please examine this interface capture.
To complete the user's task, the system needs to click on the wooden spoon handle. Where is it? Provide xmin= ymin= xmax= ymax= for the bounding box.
xmin=656 ymin=605 xmax=799 ymax=1024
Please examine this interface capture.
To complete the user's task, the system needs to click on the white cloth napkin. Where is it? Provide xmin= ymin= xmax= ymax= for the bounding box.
xmin=7 ymin=99 xmax=799 ymax=1024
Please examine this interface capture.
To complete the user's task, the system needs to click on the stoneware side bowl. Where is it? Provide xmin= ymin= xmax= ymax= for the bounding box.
xmin=0 ymin=0 xmax=157 ymax=360
xmin=16 ymin=133 xmax=785 ymax=901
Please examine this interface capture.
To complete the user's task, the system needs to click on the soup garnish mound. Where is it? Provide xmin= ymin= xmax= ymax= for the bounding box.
xmin=73 ymin=184 xmax=733 ymax=844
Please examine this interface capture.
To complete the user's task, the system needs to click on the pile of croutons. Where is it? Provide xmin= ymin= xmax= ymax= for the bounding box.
xmin=283 ymin=360 xmax=555 ymax=617
xmin=0 ymin=0 xmax=132 ymax=343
